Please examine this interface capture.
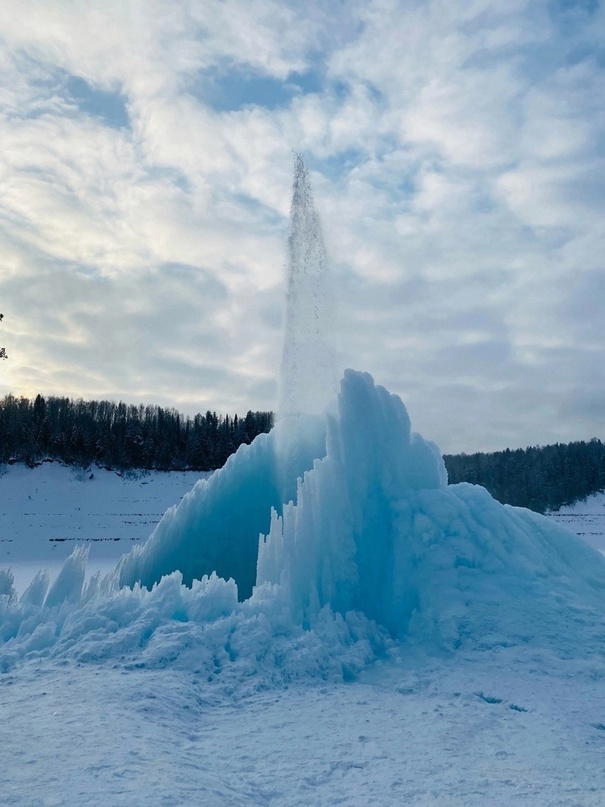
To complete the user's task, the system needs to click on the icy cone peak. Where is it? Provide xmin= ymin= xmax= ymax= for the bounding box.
xmin=259 ymin=369 xmax=605 ymax=650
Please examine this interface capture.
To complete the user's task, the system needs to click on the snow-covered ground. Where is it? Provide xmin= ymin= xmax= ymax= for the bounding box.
xmin=0 ymin=462 xmax=207 ymax=593
xmin=2 ymin=648 xmax=604 ymax=807
xmin=548 ymin=492 xmax=605 ymax=555
xmin=1 ymin=460 xmax=605 ymax=806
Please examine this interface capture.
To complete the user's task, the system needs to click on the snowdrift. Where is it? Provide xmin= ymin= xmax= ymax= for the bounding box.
xmin=1 ymin=370 xmax=604 ymax=681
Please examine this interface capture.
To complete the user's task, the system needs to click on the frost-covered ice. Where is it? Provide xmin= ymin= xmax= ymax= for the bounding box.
xmin=2 ymin=370 xmax=605 ymax=805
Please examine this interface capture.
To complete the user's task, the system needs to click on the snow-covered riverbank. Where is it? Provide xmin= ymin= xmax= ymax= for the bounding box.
xmin=0 ymin=462 xmax=208 ymax=592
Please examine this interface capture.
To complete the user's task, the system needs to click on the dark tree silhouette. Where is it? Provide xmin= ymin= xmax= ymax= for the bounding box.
xmin=444 ymin=439 xmax=605 ymax=513
xmin=0 ymin=379 xmax=602 ymax=514
xmin=0 ymin=393 xmax=273 ymax=472
xmin=0 ymin=313 xmax=6 ymax=360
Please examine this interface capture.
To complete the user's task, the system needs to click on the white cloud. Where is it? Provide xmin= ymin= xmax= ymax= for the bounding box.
xmin=0 ymin=0 xmax=604 ymax=453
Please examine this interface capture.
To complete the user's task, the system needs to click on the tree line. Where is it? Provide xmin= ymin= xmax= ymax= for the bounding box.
xmin=0 ymin=391 xmax=603 ymax=512
xmin=444 ymin=439 xmax=605 ymax=513
xmin=0 ymin=393 xmax=273 ymax=472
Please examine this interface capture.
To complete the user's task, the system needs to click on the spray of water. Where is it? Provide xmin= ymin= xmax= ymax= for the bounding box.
xmin=278 ymin=154 xmax=338 ymax=418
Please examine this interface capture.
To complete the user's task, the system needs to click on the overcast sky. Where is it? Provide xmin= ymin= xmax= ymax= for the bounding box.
xmin=0 ymin=0 xmax=603 ymax=454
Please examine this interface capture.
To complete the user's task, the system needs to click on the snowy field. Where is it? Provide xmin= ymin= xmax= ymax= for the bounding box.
xmin=1 ymin=455 xmax=605 ymax=803
xmin=0 ymin=462 xmax=208 ymax=594
xmin=2 ymin=646 xmax=604 ymax=807
xmin=548 ymin=494 xmax=605 ymax=556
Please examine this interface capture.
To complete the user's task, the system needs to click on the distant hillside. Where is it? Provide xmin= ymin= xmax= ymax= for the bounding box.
xmin=0 ymin=393 xmax=273 ymax=472
xmin=444 ymin=440 xmax=605 ymax=513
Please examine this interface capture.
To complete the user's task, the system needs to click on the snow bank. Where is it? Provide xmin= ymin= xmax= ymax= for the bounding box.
xmin=1 ymin=370 xmax=604 ymax=685
xmin=0 ymin=461 xmax=207 ymax=566
xmin=548 ymin=491 xmax=605 ymax=555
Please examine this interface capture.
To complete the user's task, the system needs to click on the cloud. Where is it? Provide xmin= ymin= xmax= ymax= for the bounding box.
xmin=0 ymin=0 xmax=604 ymax=453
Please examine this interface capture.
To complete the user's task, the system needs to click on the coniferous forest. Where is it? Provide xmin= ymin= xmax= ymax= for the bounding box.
xmin=0 ymin=393 xmax=273 ymax=472
xmin=0 ymin=393 xmax=603 ymax=512
xmin=443 ymin=440 xmax=605 ymax=513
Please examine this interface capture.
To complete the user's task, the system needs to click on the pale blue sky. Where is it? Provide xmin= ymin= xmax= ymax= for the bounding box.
xmin=0 ymin=0 xmax=604 ymax=453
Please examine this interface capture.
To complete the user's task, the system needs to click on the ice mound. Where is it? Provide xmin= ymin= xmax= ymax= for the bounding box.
xmin=259 ymin=369 xmax=447 ymax=634
xmin=258 ymin=371 xmax=605 ymax=653
xmin=2 ymin=370 xmax=605 ymax=680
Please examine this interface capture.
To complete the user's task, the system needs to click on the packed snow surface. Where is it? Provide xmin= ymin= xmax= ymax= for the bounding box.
xmin=0 ymin=462 xmax=206 ymax=565
xmin=2 ymin=370 xmax=605 ymax=806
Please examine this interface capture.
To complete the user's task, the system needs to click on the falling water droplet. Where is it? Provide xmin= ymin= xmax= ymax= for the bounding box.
xmin=279 ymin=154 xmax=338 ymax=418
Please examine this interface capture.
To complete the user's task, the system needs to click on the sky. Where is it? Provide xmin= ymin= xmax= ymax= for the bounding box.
xmin=0 ymin=0 xmax=603 ymax=454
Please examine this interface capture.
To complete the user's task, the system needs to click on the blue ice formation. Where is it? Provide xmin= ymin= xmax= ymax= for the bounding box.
xmin=259 ymin=369 xmax=447 ymax=635
xmin=110 ymin=368 xmax=604 ymax=653
xmin=112 ymin=365 xmax=446 ymax=614
xmin=1 ymin=369 xmax=605 ymax=679
xmin=114 ymin=410 xmax=327 ymax=599
xmin=259 ymin=370 xmax=605 ymax=650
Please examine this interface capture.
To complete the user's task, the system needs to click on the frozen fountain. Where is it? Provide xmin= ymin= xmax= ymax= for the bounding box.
xmin=113 ymin=155 xmax=336 ymax=599
xmin=2 ymin=156 xmax=604 ymax=671
xmin=109 ymin=156 xmax=605 ymax=651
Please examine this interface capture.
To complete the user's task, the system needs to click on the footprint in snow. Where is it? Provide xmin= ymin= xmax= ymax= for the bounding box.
xmin=474 ymin=692 xmax=529 ymax=712
xmin=474 ymin=692 xmax=503 ymax=704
